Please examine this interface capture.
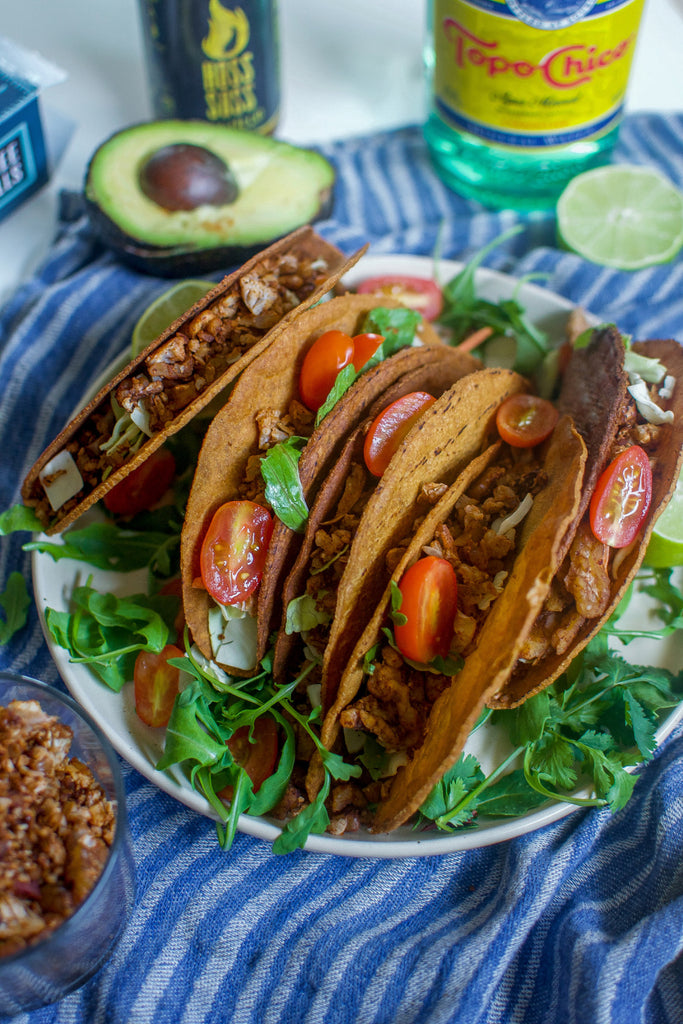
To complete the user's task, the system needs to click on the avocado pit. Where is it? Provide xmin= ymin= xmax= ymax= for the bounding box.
xmin=139 ymin=143 xmax=239 ymax=211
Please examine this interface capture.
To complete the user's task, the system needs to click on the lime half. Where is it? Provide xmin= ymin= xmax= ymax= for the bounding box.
xmin=644 ymin=468 xmax=683 ymax=568
xmin=131 ymin=279 xmax=216 ymax=357
xmin=557 ymin=165 xmax=683 ymax=271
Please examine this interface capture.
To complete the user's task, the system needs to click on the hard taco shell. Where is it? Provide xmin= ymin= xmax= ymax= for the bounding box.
xmin=368 ymin=414 xmax=587 ymax=832
xmin=22 ymin=227 xmax=354 ymax=534
xmin=492 ymin=337 xmax=683 ymax=709
xmin=180 ymin=292 xmax=449 ymax=673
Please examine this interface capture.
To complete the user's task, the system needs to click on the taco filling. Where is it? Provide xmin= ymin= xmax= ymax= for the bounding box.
xmin=23 ymin=229 xmax=349 ymax=533
xmin=495 ymin=336 xmax=681 ymax=707
xmin=182 ymin=295 xmax=448 ymax=675
xmin=339 ymin=440 xmax=549 ymax=758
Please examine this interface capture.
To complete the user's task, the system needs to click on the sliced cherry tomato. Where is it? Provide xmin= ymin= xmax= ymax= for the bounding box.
xmin=103 ymin=447 xmax=176 ymax=516
xmin=219 ymin=716 xmax=280 ymax=798
xmin=356 ymin=275 xmax=443 ymax=321
xmin=200 ymin=500 xmax=273 ymax=605
xmin=352 ymin=332 xmax=384 ymax=371
xmin=299 ymin=329 xmax=355 ymax=411
xmin=496 ymin=394 xmax=559 ymax=448
xmin=364 ymin=391 xmax=436 ymax=477
xmin=134 ymin=643 xmax=183 ymax=728
xmin=394 ymin=556 xmax=458 ymax=664
xmin=589 ymin=445 xmax=653 ymax=548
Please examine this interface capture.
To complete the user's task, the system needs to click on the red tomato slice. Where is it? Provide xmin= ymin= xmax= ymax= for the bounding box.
xmin=352 ymin=332 xmax=384 ymax=371
xmin=134 ymin=643 xmax=183 ymax=728
xmin=356 ymin=275 xmax=443 ymax=321
xmin=220 ymin=716 xmax=280 ymax=798
xmin=496 ymin=394 xmax=559 ymax=448
xmin=394 ymin=556 xmax=458 ymax=664
xmin=589 ymin=445 xmax=653 ymax=548
xmin=103 ymin=447 xmax=176 ymax=516
xmin=200 ymin=500 xmax=273 ymax=605
xmin=364 ymin=391 xmax=436 ymax=477
xmin=299 ymin=329 xmax=355 ymax=411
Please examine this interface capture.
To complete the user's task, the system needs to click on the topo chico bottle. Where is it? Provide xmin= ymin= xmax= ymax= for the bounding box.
xmin=424 ymin=0 xmax=647 ymax=209
xmin=138 ymin=0 xmax=280 ymax=135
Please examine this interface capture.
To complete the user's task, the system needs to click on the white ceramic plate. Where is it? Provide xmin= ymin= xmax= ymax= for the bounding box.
xmin=32 ymin=254 xmax=683 ymax=858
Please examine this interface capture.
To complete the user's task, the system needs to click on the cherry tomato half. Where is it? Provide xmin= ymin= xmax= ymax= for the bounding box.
xmin=103 ymin=447 xmax=176 ymax=516
xmin=222 ymin=716 xmax=280 ymax=796
xmin=200 ymin=500 xmax=273 ymax=605
xmin=134 ymin=643 xmax=183 ymax=728
xmin=356 ymin=275 xmax=443 ymax=321
xmin=364 ymin=391 xmax=436 ymax=477
xmin=352 ymin=332 xmax=384 ymax=372
xmin=589 ymin=445 xmax=653 ymax=548
xmin=496 ymin=394 xmax=559 ymax=448
xmin=394 ymin=556 xmax=458 ymax=664
xmin=299 ymin=329 xmax=355 ymax=411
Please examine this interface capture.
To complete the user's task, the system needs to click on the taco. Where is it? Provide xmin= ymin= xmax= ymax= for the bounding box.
xmin=271 ymin=349 xmax=496 ymax=687
xmin=490 ymin=330 xmax=683 ymax=709
xmin=180 ymin=290 xmax=469 ymax=676
xmin=323 ymin=408 xmax=587 ymax=833
xmin=22 ymin=227 xmax=354 ymax=534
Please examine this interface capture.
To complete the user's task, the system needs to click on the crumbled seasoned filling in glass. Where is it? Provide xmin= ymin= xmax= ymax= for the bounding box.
xmin=0 ymin=699 xmax=115 ymax=957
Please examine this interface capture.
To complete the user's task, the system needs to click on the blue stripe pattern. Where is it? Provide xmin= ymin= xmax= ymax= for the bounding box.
xmin=1 ymin=113 xmax=682 ymax=1024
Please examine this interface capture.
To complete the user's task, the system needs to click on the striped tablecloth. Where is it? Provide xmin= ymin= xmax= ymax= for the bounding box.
xmin=1 ymin=111 xmax=682 ymax=1024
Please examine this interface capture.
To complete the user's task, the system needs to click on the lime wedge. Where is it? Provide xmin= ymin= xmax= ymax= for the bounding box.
xmin=557 ymin=165 xmax=683 ymax=271
xmin=131 ymin=279 xmax=216 ymax=357
xmin=644 ymin=468 xmax=683 ymax=568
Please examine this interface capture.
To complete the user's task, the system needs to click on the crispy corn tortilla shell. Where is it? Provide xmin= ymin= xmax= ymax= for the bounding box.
xmin=181 ymin=293 xmax=448 ymax=673
xmin=319 ymin=367 xmax=530 ymax=721
xmin=22 ymin=227 xmax=354 ymax=535
xmin=556 ymin=324 xmax=629 ymax=531
xmin=369 ymin=415 xmax=587 ymax=833
xmin=271 ymin=346 xmax=484 ymax=682
xmin=492 ymin=338 xmax=683 ymax=710
xmin=254 ymin=320 xmax=474 ymax=659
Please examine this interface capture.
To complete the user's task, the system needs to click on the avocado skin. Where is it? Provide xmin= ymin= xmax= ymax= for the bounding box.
xmin=84 ymin=120 xmax=336 ymax=277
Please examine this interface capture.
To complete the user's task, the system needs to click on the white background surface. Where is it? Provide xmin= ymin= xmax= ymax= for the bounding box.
xmin=1 ymin=0 xmax=682 ymax=304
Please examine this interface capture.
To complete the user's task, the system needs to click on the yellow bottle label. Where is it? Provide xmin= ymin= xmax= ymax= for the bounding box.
xmin=432 ymin=0 xmax=645 ymax=146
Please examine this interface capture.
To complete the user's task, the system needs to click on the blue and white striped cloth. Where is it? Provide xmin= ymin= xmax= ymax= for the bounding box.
xmin=1 ymin=112 xmax=682 ymax=1024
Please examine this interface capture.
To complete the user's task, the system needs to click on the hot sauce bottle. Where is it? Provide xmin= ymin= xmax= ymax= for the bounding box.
xmin=138 ymin=0 xmax=280 ymax=135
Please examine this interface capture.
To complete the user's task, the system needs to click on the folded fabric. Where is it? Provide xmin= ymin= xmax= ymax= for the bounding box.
xmin=0 ymin=111 xmax=682 ymax=1024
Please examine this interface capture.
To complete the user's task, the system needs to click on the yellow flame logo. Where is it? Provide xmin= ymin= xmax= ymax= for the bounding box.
xmin=202 ymin=0 xmax=250 ymax=60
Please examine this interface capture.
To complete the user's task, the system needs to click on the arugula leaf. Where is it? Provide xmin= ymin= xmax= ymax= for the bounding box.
xmin=438 ymin=227 xmax=550 ymax=375
xmin=0 ymin=572 xmax=31 ymax=644
xmin=44 ymin=582 xmax=175 ymax=691
xmin=272 ymin=773 xmax=331 ymax=854
xmin=24 ymin=520 xmax=181 ymax=579
xmin=315 ymin=364 xmax=356 ymax=426
xmin=0 ymin=504 xmax=44 ymax=535
xmin=260 ymin=436 xmax=308 ymax=531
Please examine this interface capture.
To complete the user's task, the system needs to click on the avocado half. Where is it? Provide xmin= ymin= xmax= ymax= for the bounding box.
xmin=84 ymin=120 xmax=336 ymax=276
